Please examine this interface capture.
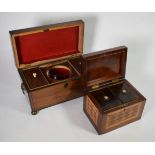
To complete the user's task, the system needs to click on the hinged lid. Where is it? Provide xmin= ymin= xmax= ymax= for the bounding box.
xmin=82 ymin=46 xmax=127 ymax=91
xmin=10 ymin=20 xmax=84 ymax=68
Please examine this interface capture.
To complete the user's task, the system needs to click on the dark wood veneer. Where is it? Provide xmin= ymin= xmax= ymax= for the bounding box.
xmin=83 ymin=47 xmax=146 ymax=134
xmin=10 ymin=20 xmax=84 ymax=114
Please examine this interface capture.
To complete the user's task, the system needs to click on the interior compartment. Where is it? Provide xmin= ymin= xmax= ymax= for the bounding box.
xmin=109 ymin=82 xmax=138 ymax=103
xmin=69 ymin=56 xmax=82 ymax=74
xmin=92 ymin=88 xmax=122 ymax=111
xmin=40 ymin=61 xmax=80 ymax=84
xmin=21 ymin=58 xmax=81 ymax=90
xmin=91 ymin=81 xmax=139 ymax=111
xmin=46 ymin=65 xmax=71 ymax=80
xmin=22 ymin=67 xmax=49 ymax=89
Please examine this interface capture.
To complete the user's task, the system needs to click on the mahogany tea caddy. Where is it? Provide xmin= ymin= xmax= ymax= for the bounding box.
xmin=10 ymin=20 xmax=146 ymax=134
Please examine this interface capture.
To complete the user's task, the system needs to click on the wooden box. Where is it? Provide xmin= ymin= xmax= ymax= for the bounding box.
xmin=10 ymin=20 xmax=146 ymax=135
xmin=82 ymin=46 xmax=146 ymax=134
xmin=10 ymin=20 xmax=84 ymax=115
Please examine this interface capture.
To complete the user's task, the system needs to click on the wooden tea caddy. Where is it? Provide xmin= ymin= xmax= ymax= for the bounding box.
xmin=82 ymin=46 xmax=146 ymax=134
xmin=10 ymin=20 xmax=84 ymax=115
xmin=10 ymin=20 xmax=146 ymax=134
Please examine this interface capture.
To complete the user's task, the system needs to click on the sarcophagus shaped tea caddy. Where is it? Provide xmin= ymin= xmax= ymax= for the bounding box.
xmin=10 ymin=20 xmax=84 ymax=115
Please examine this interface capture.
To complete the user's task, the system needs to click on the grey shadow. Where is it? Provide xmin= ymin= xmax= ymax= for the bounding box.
xmin=61 ymin=97 xmax=98 ymax=135
xmin=0 ymin=62 xmax=31 ymax=114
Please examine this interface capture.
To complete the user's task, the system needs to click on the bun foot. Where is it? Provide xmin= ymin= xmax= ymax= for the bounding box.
xmin=31 ymin=111 xmax=39 ymax=115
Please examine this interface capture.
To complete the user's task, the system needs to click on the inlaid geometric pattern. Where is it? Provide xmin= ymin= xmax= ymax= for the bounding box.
xmin=86 ymin=96 xmax=99 ymax=125
xmin=105 ymin=102 xmax=142 ymax=130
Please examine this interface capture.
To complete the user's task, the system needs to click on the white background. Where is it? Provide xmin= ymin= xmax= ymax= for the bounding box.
xmin=0 ymin=12 xmax=155 ymax=141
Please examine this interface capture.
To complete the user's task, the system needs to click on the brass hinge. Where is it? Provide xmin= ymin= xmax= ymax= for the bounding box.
xmin=69 ymin=55 xmax=78 ymax=60
xmin=27 ymin=65 xmax=32 ymax=68
xmin=91 ymin=84 xmax=100 ymax=89
xmin=23 ymin=64 xmax=32 ymax=69
xmin=112 ymin=78 xmax=120 ymax=83
xmin=68 ymin=53 xmax=81 ymax=60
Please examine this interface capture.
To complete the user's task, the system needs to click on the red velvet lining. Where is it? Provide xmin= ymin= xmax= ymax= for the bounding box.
xmin=15 ymin=26 xmax=79 ymax=64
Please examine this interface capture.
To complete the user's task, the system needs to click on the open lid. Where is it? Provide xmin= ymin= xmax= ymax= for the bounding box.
xmin=82 ymin=46 xmax=127 ymax=90
xmin=10 ymin=20 xmax=84 ymax=68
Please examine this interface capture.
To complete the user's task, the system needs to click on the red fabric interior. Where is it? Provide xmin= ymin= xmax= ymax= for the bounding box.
xmin=15 ymin=26 xmax=79 ymax=64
